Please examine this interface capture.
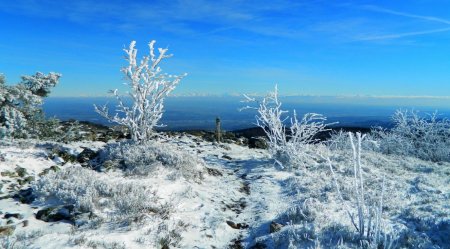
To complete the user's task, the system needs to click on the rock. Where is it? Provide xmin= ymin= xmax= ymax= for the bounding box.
xmin=15 ymin=167 xmax=27 ymax=177
xmin=248 ymin=137 xmax=268 ymax=149
xmin=226 ymin=220 xmax=249 ymax=229
xmin=222 ymin=155 xmax=233 ymax=160
xmin=239 ymin=182 xmax=250 ymax=195
xmin=219 ymin=144 xmax=232 ymax=150
xmin=52 ymin=147 xmax=77 ymax=163
xmin=235 ymin=137 xmax=249 ymax=146
xmin=226 ymin=220 xmax=238 ymax=229
xmin=1 ymin=171 xmax=17 ymax=177
xmin=77 ymin=148 xmax=98 ymax=164
xmin=4 ymin=213 xmax=24 ymax=220
xmin=13 ymin=187 xmax=36 ymax=204
xmin=6 ymin=220 xmax=13 ymax=225
xmin=250 ymin=243 xmax=267 ymax=249
xmin=36 ymin=205 xmax=75 ymax=222
xmin=269 ymin=221 xmax=283 ymax=233
xmin=50 ymin=165 xmax=60 ymax=172
xmin=18 ymin=176 xmax=35 ymax=186
xmin=0 ymin=225 xmax=15 ymax=236
xmin=39 ymin=166 xmax=60 ymax=176
xmin=229 ymin=238 xmax=244 ymax=249
xmin=206 ymin=167 xmax=223 ymax=176
xmin=22 ymin=220 xmax=29 ymax=227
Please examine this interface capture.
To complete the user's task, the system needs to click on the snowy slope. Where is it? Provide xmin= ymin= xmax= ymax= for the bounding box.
xmin=0 ymin=135 xmax=449 ymax=249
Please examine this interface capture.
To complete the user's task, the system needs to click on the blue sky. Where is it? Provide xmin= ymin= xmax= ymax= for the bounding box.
xmin=0 ymin=0 xmax=450 ymax=100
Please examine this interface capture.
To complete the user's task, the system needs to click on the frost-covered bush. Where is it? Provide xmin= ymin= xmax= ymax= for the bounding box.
xmin=95 ymin=40 xmax=186 ymax=143
xmin=327 ymin=129 xmax=352 ymax=153
xmin=100 ymin=141 xmax=204 ymax=181
xmin=242 ymin=85 xmax=330 ymax=170
xmin=0 ymin=230 xmax=44 ymax=249
xmin=0 ymin=72 xmax=61 ymax=139
xmin=328 ymin=129 xmax=379 ymax=153
xmin=326 ymin=132 xmax=396 ymax=248
xmin=372 ymin=110 xmax=450 ymax=162
xmin=33 ymin=166 xmax=163 ymax=222
xmin=38 ymin=119 xmax=85 ymax=143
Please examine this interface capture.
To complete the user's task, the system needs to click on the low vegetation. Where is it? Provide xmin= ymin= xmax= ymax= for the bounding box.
xmin=242 ymin=85 xmax=331 ymax=170
xmin=99 ymin=140 xmax=205 ymax=180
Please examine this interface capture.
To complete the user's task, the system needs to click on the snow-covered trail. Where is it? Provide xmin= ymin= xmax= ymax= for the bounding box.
xmin=168 ymin=134 xmax=293 ymax=248
xmin=198 ymin=142 xmax=292 ymax=248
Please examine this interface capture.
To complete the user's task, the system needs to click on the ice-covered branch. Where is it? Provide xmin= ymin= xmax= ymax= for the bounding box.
xmin=326 ymin=132 xmax=393 ymax=247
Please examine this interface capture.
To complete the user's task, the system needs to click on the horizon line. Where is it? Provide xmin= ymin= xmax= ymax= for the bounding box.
xmin=48 ymin=94 xmax=450 ymax=99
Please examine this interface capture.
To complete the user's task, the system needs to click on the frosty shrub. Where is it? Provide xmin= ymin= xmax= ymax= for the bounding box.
xmin=326 ymin=132 xmax=396 ymax=248
xmin=95 ymin=40 xmax=186 ymax=143
xmin=33 ymin=166 xmax=163 ymax=222
xmin=100 ymin=141 xmax=204 ymax=181
xmin=328 ymin=129 xmax=379 ymax=153
xmin=38 ymin=120 xmax=85 ymax=143
xmin=242 ymin=85 xmax=330 ymax=170
xmin=327 ymin=129 xmax=350 ymax=151
xmin=372 ymin=109 xmax=450 ymax=162
xmin=0 ymin=72 xmax=61 ymax=139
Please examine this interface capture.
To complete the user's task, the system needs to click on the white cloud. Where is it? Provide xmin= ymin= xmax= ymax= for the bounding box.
xmin=356 ymin=27 xmax=450 ymax=41
xmin=361 ymin=5 xmax=450 ymax=25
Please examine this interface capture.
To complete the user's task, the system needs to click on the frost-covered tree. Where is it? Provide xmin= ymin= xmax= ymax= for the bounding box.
xmin=242 ymin=85 xmax=330 ymax=170
xmin=95 ymin=40 xmax=186 ymax=143
xmin=0 ymin=72 xmax=61 ymax=138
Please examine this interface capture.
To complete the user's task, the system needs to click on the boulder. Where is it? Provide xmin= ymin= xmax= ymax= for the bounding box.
xmin=206 ymin=167 xmax=223 ymax=177
xmin=248 ymin=137 xmax=268 ymax=149
xmin=226 ymin=220 xmax=249 ymax=229
xmin=18 ymin=176 xmax=35 ymax=186
xmin=13 ymin=187 xmax=36 ymax=204
xmin=4 ymin=213 xmax=24 ymax=220
xmin=15 ymin=167 xmax=27 ymax=177
xmin=77 ymin=148 xmax=98 ymax=164
xmin=55 ymin=148 xmax=77 ymax=163
xmin=39 ymin=165 xmax=60 ymax=176
xmin=269 ymin=221 xmax=283 ymax=233
xmin=0 ymin=171 xmax=17 ymax=177
xmin=36 ymin=205 xmax=75 ymax=222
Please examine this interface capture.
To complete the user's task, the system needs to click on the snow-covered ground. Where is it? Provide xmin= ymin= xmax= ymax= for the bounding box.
xmin=0 ymin=135 xmax=449 ymax=248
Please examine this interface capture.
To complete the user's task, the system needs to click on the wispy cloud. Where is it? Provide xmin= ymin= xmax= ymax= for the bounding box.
xmin=1 ymin=1 xmax=449 ymax=44
xmin=0 ymin=0 xmax=306 ymax=38
xmin=361 ymin=5 xmax=450 ymax=25
xmin=355 ymin=4 xmax=450 ymax=41
xmin=356 ymin=27 xmax=450 ymax=41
